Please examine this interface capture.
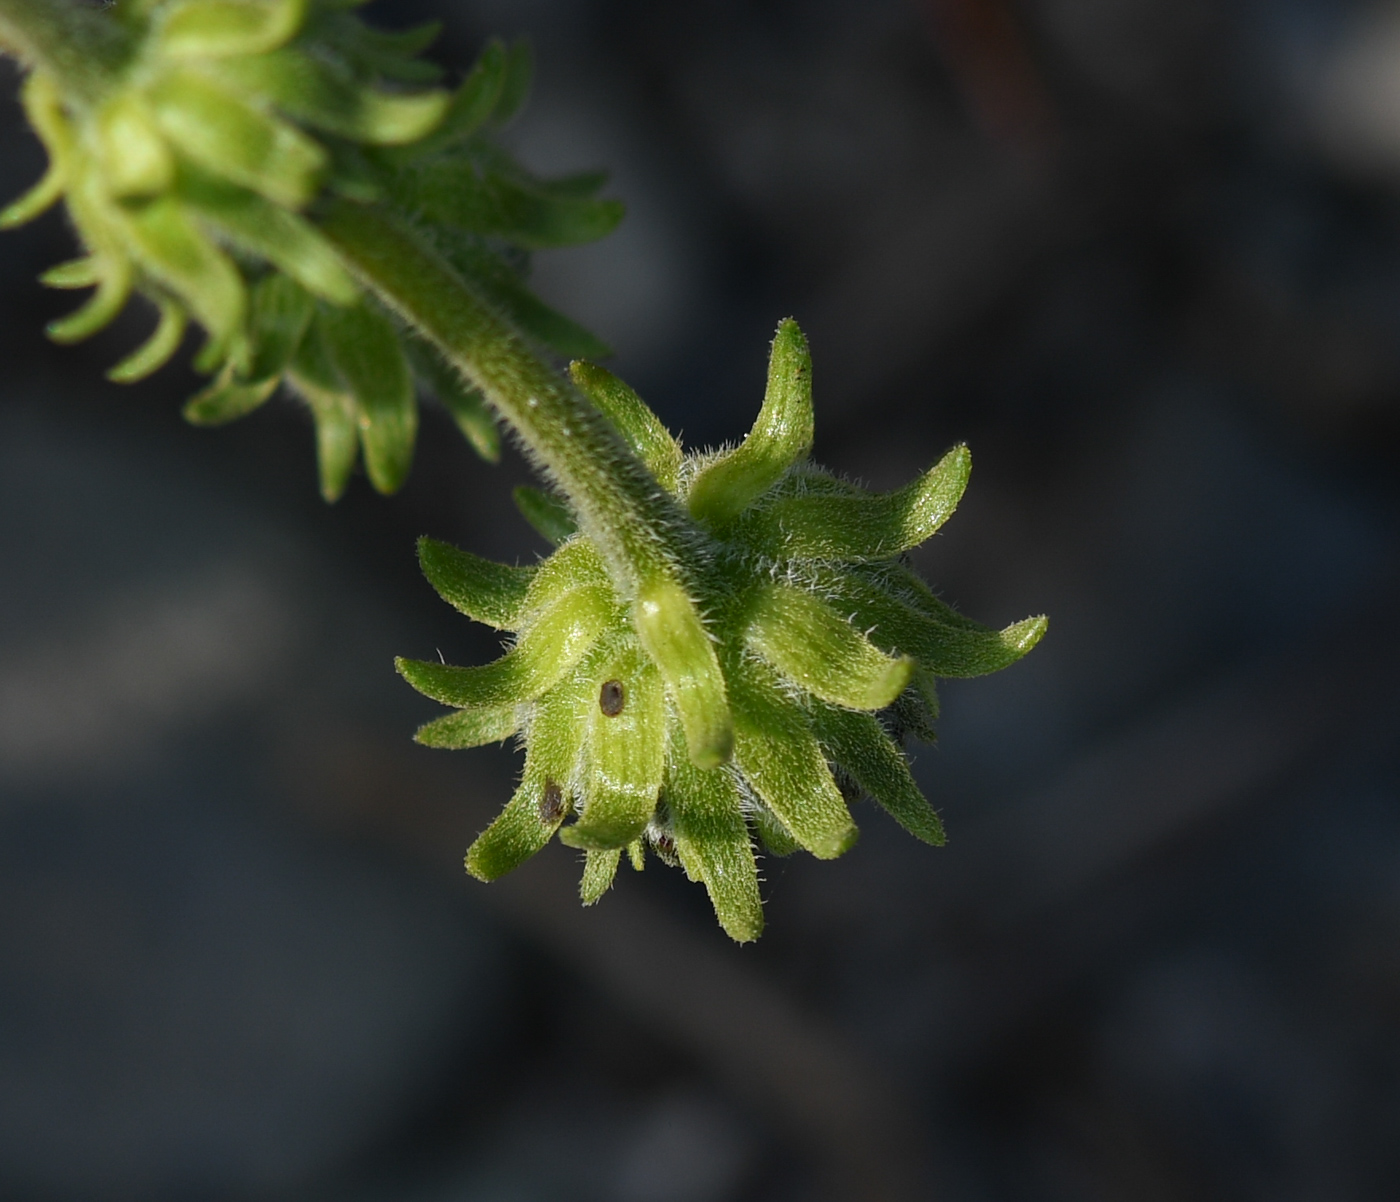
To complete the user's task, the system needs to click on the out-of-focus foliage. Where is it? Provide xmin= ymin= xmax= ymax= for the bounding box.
xmin=0 ymin=0 xmax=622 ymax=498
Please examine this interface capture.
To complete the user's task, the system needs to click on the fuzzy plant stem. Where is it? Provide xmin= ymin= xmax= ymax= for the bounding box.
xmin=0 ymin=0 xmax=128 ymax=100
xmin=319 ymin=200 xmax=735 ymax=766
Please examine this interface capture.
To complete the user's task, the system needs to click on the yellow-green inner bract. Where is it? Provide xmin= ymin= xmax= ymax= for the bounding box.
xmin=398 ymin=323 xmax=1046 ymax=942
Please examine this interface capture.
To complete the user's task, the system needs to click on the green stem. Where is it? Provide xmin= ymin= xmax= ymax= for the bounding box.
xmin=321 ymin=200 xmax=737 ymax=767
xmin=0 ymin=0 xmax=129 ymax=102
xmin=319 ymin=198 xmax=702 ymax=595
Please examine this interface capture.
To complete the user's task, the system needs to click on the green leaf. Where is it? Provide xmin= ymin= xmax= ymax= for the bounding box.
xmin=156 ymin=0 xmax=308 ymax=59
xmin=183 ymin=366 xmax=277 ymax=424
xmin=465 ymin=655 xmax=593 ymax=881
xmin=396 ymin=583 xmax=613 ymax=708
xmin=150 ymin=69 xmax=327 ymax=208
xmin=561 ymin=644 xmax=665 ymax=850
xmin=632 ymin=577 xmax=733 ymax=769
xmin=518 ymin=536 xmax=610 ymax=603
xmin=414 ymin=704 xmax=519 ymax=749
xmin=514 ymin=485 xmax=578 ymax=545
xmin=417 ymin=535 xmax=533 ymax=629
xmin=287 ymin=325 xmax=358 ymax=500
xmin=728 ymin=657 xmax=857 ymax=860
xmin=180 ymin=171 xmax=358 ymax=304
xmin=743 ymin=581 xmax=914 ymax=710
xmin=749 ymin=802 xmax=801 ymax=857
xmin=409 ymin=160 xmax=624 ymax=249
xmin=412 ymin=38 xmax=505 ymax=150
xmin=466 ymin=775 xmax=566 ymax=881
xmin=96 ymin=94 xmax=173 ymax=198
xmin=39 ymin=258 xmax=99 ymax=289
xmin=46 ymin=265 xmax=131 ymax=344
xmin=579 ymin=847 xmax=622 ymax=904
xmin=316 ymin=12 xmax=443 ymax=84
xmin=0 ymin=163 xmax=64 ymax=229
xmin=744 ymin=444 xmax=971 ymax=562
xmin=214 ymin=47 xmax=449 ymax=144
xmin=821 ymin=567 xmax=1048 ymax=678
xmin=317 ymin=299 xmax=418 ymax=494
xmin=108 ymin=298 xmax=187 ymax=383
xmin=667 ymin=728 xmax=763 ymax=942
xmin=686 ymin=319 xmax=814 ymax=527
xmin=404 ymin=337 xmax=500 ymax=461
xmin=570 ymin=361 xmax=682 ymax=492
xmin=244 ymin=271 xmax=315 ymax=382
xmin=125 ymin=195 xmax=246 ymax=347
xmin=492 ymin=37 xmax=533 ymax=126
xmin=810 ymin=704 xmax=945 ymax=846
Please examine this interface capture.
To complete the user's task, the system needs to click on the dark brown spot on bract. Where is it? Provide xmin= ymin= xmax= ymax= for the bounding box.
xmin=599 ymin=679 xmax=625 ymax=717
xmin=538 ymin=780 xmax=565 ymax=824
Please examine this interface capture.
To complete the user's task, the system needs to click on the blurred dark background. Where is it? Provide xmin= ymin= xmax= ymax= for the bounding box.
xmin=4 ymin=1 xmax=1400 ymax=1199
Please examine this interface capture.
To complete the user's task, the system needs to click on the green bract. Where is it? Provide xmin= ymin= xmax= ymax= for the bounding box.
xmin=0 ymin=0 xmax=621 ymax=499
xmin=398 ymin=321 xmax=1047 ymax=942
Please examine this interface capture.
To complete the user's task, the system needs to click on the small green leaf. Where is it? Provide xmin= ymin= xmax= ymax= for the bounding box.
xmin=518 ymin=537 xmax=611 ymax=610
xmin=39 ymin=258 xmax=99 ymax=289
xmin=743 ymin=582 xmax=914 ymax=710
xmin=317 ymin=13 xmax=443 ymax=83
xmin=412 ymin=38 xmax=506 ymax=150
xmin=180 ymin=172 xmax=358 ymax=305
xmin=215 ymin=48 xmax=449 ymax=145
xmin=749 ymin=802 xmax=801 ymax=857
xmin=570 ymin=361 xmax=682 ymax=492
xmin=244 ymin=272 xmax=315 ymax=382
xmin=561 ymin=645 xmax=664 ymax=850
xmin=108 ymin=299 xmax=187 ymax=383
xmin=156 ymin=0 xmax=308 ymax=59
xmin=822 ymin=566 xmax=1049 ymax=678
xmin=287 ymin=327 xmax=359 ymax=500
xmin=183 ymin=368 xmax=278 ymax=425
xmin=318 ymin=299 xmax=418 ymax=494
xmin=465 ymin=656 xmax=593 ymax=880
xmin=96 ymin=94 xmax=173 ymax=198
xmin=0 ymin=164 xmax=64 ymax=229
xmin=632 ymin=578 xmax=733 ymax=769
xmin=667 ymin=729 xmax=763 ymax=942
xmin=411 ymin=161 xmax=625 ymax=250
xmin=396 ymin=584 xmax=613 ymax=708
xmin=405 ymin=338 xmax=500 ymax=461
xmin=686 ymin=318 xmax=813 ymax=527
xmin=439 ymin=383 xmax=500 ymax=461
xmin=150 ymin=70 xmax=327 ymax=208
xmin=414 ymin=705 xmax=520 ymax=749
xmin=728 ymin=658 xmax=857 ymax=860
xmin=125 ymin=195 xmax=246 ymax=348
xmin=810 ymin=704 xmax=945 ymax=846
xmin=492 ymin=37 xmax=533 ymax=126
xmin=514 ymin=485 xmax=578 ymax=545
xmin=417 ymin=536 xmax=534 ymax=629
xmin=466 ymin=776 xmax=565 ymax=881
xmin=46 ymin=268 xmax=132 ymax=344
xmin=579 ymin=847 xmax=622 ymax=903
xmin=746 ymin=445 xmax=971 ymax=562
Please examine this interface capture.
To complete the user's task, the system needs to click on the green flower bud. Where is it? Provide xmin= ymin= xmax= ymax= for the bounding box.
xmin=399 ymin=321 xmax=1047 ymax=942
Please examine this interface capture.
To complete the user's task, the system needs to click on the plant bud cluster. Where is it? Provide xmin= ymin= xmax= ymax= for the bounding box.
xmin=400 ymin=322 xmax=1046 ymax=941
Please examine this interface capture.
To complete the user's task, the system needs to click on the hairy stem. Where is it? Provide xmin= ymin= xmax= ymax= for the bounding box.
xmin=0 ymin=0 xmax=128 ymax=102
xmin=319 ymin=198 xmax=701 ymax=595
xmin=321 ymin=200 xmax=736 ymax=766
